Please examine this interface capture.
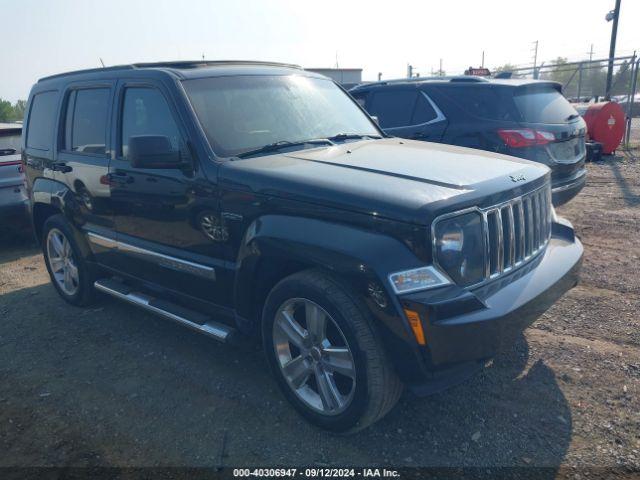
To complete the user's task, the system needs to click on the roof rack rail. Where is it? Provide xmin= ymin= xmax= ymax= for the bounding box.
xmin=353 ymin=75 xmax=489 ymax=89
xmin=38 ymin=65 xmax=135 ymax=82
xmin=38 ymin=60 xmax=302 ymax=83
xmin=130 ymin=60 xmax=301 ymax=69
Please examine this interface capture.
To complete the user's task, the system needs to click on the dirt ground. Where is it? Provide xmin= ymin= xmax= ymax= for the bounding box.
xmin=1 ymin=150 xmax=639 ymax=473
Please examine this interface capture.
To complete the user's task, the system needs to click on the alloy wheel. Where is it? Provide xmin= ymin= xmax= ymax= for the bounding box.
xmin=272 ymin=298 xmax=356 ymax=415
xmin=46 ymin=228 xmax=79 ymax=296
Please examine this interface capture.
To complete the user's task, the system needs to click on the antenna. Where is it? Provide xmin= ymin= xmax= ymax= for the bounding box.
xmin=99 ymin=58 xmax=106 ymax=68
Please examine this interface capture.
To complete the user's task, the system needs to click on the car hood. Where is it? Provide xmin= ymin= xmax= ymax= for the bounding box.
xmin=219 ymin=138 xmax=549 ymax=225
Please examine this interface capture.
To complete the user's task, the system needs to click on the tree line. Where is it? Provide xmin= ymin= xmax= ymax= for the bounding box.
xmin=0 ymin=99 xmax=27 ymax=123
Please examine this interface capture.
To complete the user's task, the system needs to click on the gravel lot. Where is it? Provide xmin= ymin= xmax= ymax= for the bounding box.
xmin=1 ymin=150 xmax=639 ymax=472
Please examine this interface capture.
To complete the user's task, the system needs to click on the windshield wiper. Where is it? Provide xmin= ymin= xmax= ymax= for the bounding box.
xmin=327 ymin=133 xmax=382 ymax=142
xmin=236 ymin=139 xmax=334 ymax=159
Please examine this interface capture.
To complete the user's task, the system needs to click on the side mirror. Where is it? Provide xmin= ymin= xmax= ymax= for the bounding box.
xmin=128 ymin=135 xmax=182 ymax=169
xmin=370 ymin=115 xmax=380 ymax=126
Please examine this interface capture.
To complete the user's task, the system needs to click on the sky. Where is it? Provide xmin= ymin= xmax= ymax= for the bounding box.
xmin=1 ymin=0 xmax=639 ymax=103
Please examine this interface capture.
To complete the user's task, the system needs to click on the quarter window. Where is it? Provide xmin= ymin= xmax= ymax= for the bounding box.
xmin=64 ymin=88 xmax=110 ymax=155
xmin=412 ymin=92 xmax=439 ymax=124
xmin=120 ymin=87 xmax=181 ymax=160
xmin=26 ymin=91 xmax=58 ymax=150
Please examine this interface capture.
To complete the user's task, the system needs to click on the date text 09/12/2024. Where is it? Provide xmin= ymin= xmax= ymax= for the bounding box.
xmin=232 ymin=468 xmax=400 ymax=478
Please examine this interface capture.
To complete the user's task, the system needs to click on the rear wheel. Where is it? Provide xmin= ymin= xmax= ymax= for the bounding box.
xmin=42 ymin=215 xmax=96 ymax=306
xmin=262 ymin=270 xmax=403 ymax=433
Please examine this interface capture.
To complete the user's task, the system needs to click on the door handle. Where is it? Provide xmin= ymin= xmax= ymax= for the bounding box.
xmin=51 ymin=162 xmax=73 ymax=173
xmin=107 ymin=172 xmax=134 ymax=184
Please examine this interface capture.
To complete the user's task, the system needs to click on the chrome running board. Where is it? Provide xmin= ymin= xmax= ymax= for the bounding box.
xmin=94 ymin=278 xmax=235 ymax=343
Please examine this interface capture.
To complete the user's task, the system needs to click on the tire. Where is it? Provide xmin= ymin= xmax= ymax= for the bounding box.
xmin=42 ymin=214 xmax=96 ymax=307
xmin=262 ymin=269 xmax=403 ymax=433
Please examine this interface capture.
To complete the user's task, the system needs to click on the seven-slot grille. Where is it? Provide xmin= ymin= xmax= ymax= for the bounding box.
xmin=482 ymin=185 xmax=552 ymax=279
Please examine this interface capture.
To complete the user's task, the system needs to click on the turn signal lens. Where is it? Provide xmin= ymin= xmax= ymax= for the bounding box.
xmin=404 ymin=308 xmax=426 ymax=345
xmin=388 ymin=266 xmax=450 ymax=294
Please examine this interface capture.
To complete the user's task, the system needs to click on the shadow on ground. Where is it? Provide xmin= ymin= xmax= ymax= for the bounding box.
xmin=0 ymin=276 xmax=571 ymax=471
xmin=0 ymin=227 xmax=37 ymax=265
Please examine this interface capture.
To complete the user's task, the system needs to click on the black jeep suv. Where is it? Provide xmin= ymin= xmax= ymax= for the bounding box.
xmin=350 ymin=77 xmax=587 ymax=206
xmin=22 ymin=61 xmax=583 ymax=432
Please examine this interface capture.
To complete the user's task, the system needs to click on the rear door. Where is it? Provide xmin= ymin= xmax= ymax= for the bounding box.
xmin=56 ymin=83 xmax=115 ymax=229
xmin=365 ymin=87 xmax=447 ymax=141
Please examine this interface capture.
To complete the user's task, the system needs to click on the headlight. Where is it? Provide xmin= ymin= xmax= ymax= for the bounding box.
xmin=433 ymin=211 xmax=485 ymax=287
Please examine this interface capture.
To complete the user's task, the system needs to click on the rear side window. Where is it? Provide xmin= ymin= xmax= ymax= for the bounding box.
xmin=120 ymin=87 xmax=180 ymax=160
xmin=64 ymin=88 xmax=110 ymax=155
xmin=26 ymin=91 xmax=58 ymax=150
xmin=513 ymin=86 xmax=578 ymax=124
xmin=367 ymin=90 xmax=439 ymax=128
xmin=368 ymin=90 xmax=417 ymax=128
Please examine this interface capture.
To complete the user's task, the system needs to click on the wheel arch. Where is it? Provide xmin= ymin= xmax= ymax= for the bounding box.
xmin=233 ymin=215 xmax=420 ymax=342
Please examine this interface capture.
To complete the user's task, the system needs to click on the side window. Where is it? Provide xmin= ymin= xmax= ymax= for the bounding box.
xmin=26 ymin=91 xmax=58 ymax=150
xmin=64 ymin=88 xmax=110 ymax=155
xmin=412 ymin=92 xmax=439 ymax=124
xmin=120 ymin=87 xmax=181 ymax=160
xmin=367 ymin=90 xmax=418 ymax=129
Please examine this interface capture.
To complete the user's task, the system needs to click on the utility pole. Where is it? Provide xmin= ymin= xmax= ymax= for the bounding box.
xmin=587 ymin=43 xmax=594 ymax=62
xmin=532 ymin=40 xmax=539 ymax=79
xmin=481 ymin=51 xmax=485 ymax=68
xmin=605 ymin=0 xmax=622 ymax=99
xmin=407 ymin=64 xmax=413 ymax=78
xmin=439 ymin=58 xmax=443 ymax=77
xmin=377 ymin=72 xmax=382 ymax=81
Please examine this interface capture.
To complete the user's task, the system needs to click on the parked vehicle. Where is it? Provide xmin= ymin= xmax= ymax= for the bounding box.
xmin=350 ymin=77 xmax=587 ymax=206
xmin=23 ymin=61 xmax=583 ymax=432
xmin=0 ymin=123 xmax=29 ymax=227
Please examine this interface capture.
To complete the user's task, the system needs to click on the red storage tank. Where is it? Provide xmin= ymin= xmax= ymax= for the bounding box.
xmin=574 ymin=102 xmax=625 ymax=154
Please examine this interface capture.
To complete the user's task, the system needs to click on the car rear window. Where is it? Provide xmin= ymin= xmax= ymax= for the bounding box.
xmin=0 ymin=133 xmax=22 ymax=155
xmin=513 ymin=86 xmax=579 ymax=124
xmin=26 ymin=91 xmax=58 ymax=150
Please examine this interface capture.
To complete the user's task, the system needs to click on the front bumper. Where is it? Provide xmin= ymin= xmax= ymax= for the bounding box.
xmin=396 ymin=219 xmax=582 ymax=389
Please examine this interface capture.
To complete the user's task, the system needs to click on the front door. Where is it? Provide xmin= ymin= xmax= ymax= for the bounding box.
xmin=108 ymin=82 xmax=226 ymax=305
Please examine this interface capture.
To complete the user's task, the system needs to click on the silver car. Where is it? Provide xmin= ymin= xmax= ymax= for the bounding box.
xmin=0 ymin=123 xmax=28 ymax=227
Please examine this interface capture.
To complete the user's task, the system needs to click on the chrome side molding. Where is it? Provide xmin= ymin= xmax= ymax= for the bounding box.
xmin=87 ymin=232 xmax=216 ymax=280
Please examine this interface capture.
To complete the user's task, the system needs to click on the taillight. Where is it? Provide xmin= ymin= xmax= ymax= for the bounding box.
xmin=497 ymin=129 xmax=555 ymax=148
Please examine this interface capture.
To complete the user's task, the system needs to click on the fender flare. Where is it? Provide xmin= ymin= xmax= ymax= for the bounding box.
xmin=233 ymin=215 xmax=423 ymax=344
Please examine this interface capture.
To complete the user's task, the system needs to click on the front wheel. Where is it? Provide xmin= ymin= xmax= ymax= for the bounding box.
xmin=262 ymin=270 xmax=403 ymax=433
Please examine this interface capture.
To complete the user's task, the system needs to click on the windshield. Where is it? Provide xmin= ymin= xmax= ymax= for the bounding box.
xmin=513 ymin=86 xmax=579 ymax=124
xmin=183 ymin=75 xmax=379 ymax=157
